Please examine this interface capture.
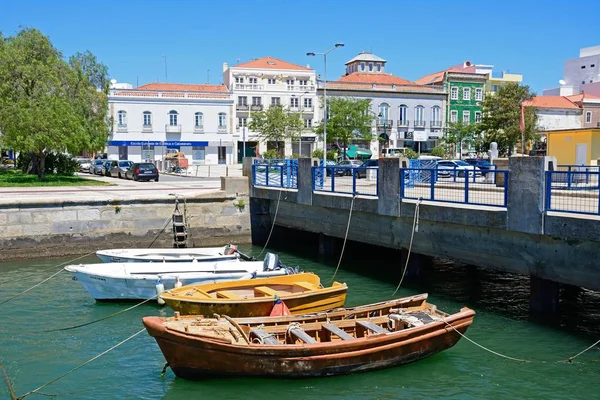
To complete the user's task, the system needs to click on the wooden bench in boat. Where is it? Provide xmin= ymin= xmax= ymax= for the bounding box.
xmin=356 ymin=320 xmax=390 ymax=336
xmin=250 ymin=328 xmax=280 ymax=345
xmin=215 ymin=290 xmax=242 ymax=300
xmin=322 ymin=323 xmax=353 ymax=340
xmin=287 ymin=325 xmax=317 ymax=344
xmin=254 ymin=286 xmax=279 ymax=297
xmin=294 ymin=281 xmax=317 ymax=291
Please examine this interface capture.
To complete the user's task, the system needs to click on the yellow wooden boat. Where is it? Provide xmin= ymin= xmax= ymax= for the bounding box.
xmin=159 ymin=272 xmax=347 ymax=317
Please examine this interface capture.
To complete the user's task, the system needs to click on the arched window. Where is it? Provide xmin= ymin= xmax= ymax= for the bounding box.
xmin=194 ymin=112 xmax=203 ymax=127
xmin=379 ymin=103 xmax=390 ymax=123
xmin=218 ymin=112 xmax=227 ymax=128
xmin=168 ymin=110 xmax=178 ymax=126
xmin=431 ymin=106 xmax=441 ymax=127
xmin=398 ymin=105 xmax=408 ymax=125
xmin=415 ymin=105 xmax=424 ymax=126
xmin=117 ymin=110 xmax=127 ymax=126
xmin=143 ymin=111 xmax=152 ymax=126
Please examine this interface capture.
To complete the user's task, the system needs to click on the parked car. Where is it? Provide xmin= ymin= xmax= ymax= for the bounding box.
xmin=436 ymin=160 xmax=481 ymax=177
xmin=76 ymin=158 xmax=93 ymax=173
xmin=125 ymin=162 xmax=159 ymax=182
xmin=356 ymin=159 xmax=379 ymax=179
xmin=336 ymin=159 xmax=363 ymax=176
xmin=464 ymin=158 xmax=494 ymax=176
xmin=92 ymin=159 xmax=107 ymax=175
xmin=110 ymin=160 xmax=133 ymax=179
xmin=103 ymin=160 xmax=112 ymax=177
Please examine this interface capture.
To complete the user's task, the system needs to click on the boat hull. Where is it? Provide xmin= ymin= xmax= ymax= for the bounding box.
xmin=163 ymin=289 xmax=347 ymax=317
xmin=143 ymin=308 xmax=474 ymax=379
xmin=96 ymin=247 xmax=237 ymax=263
xmin=72 ymin=269 xmax=288 ymax=301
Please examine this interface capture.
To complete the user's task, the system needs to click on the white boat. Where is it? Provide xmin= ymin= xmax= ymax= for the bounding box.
xmin=65 ymin=253 xmax=296 ymax=301
xmin=95 ymin=244 xmax=243 ymax=263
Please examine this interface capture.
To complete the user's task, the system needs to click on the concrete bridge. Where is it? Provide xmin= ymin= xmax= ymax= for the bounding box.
xmin=247 ymin=157 xmax=600 ymax=313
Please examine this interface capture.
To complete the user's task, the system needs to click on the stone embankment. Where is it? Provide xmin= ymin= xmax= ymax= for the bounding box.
xmin=0 ymin=177 xmax=251 ymax=261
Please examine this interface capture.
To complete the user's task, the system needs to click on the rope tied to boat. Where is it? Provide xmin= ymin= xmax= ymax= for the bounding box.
xmin=257 ymin=189 xmax=282 ymax=259
xmin=392 ymin=198 xmax=422 ymax=296
xmin=0 ymin=251 xmax=98 ymax=307
xmin=286 ymin=322 xmax=302 ymax=342
xmin=15 ymin=328 xmax=146 ymax=400
xmin=330 ymin=194 xmax=357 ymax=283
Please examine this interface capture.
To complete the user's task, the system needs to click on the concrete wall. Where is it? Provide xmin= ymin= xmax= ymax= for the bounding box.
xmin=0 ymin=192 xmax=251 ymax=261
xmin=250 ymin=157 xmax=600 ymax=295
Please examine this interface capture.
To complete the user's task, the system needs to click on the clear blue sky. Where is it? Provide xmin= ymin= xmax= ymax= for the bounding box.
xmin=2 ymin=0 xmax=599 ymax=94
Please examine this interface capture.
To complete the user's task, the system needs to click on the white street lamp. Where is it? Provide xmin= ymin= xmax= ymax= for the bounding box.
xmin=307 ymin=43 xmax=344 ymax=165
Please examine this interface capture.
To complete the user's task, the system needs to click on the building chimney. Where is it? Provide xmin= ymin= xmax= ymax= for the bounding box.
xmin=222 ymin=62 xmax=229 ymax=73
xmin=464 ymin=61 xmax=472 ymax=67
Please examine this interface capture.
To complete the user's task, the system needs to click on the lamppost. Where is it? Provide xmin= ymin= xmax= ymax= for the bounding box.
xmin=307 ymin=43 xmax=344 ymax=165
xmin=291 ymin=90 xmax=310 ymax=157
xmin=377 ymin=112 xmax=390 ymax=156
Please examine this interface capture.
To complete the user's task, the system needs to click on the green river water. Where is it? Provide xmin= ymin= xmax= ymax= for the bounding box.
xmin=0 ymin=243 xmax=599 ymax=400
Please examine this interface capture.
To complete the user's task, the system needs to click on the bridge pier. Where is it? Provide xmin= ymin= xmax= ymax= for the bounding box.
xmin=529 ymin=275 xmax=560 ymax=314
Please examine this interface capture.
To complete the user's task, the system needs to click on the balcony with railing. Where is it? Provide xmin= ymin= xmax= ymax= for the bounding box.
xmin=217 ymin=125 xmax=228 ymax=133
xmin=193 ymin=125 xmax=204 ymax=133
xmin=397 ymin=119 xmax=409 ymax=127
xmin=376 ymin=120 xmax=393 ymax=129
xmin=235 ymin=84 xmax=264 ymax=90
xmin=414 ymin=120 xmax=426 ymax=128
xmin=116 ymin=124 xmax=128 ymax=133
xmin=302 ymin=106 xmax=314 ymax=113
xmin=287 ymin=85 xmax=316 ymax=91
xmin=236 ymin=104 xmax=249 ymax=111
xmin=165 ymin=124 xmax=182 ymax=133
xmin=430 ymin=120 xmax=443 ymax=128
xmin=142 ymin=124 xmax=153 ymax=133
xmin=250 ymin=104 xmax=264 ymax=111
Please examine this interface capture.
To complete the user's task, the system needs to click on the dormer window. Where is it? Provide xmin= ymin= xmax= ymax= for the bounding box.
xmin=377 ymin=64 xmax=381 ymax=72
xmin=360 ymin=62 xmax=365 ymax=71
xmin=369 ymin=63 xmax=373 ymax=72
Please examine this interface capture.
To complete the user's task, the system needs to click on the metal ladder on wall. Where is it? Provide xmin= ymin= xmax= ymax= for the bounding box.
xmin=171 ymin=194 xmax=188 ymax=248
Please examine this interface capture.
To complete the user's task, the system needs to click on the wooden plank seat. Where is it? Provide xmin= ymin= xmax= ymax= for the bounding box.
xmin=215 ymin=290 xmax=242 ymax=300
xmin=254 ymin=286 xmax=279 ymax=297
xmin=322 ymin=323 xmax=353 ymax=340
xmin=294 ymin=281 xmax=317 ymax=291
xmin=288 ymin=326 xmax=317 ymax=344
xmin=249 ymin=328 xmax=280 ymax=345
xmin=356 ymin=320 xmax=390 ymax=335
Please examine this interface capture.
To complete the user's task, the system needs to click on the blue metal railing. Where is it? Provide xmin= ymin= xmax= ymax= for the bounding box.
xmin=545 ymin=170 xmax=600 ymax=215
xmin=252 ymin=159 xmax=298 ymax=189
xmin=400 ymin=168 xmax=509 ymax=207
xmin=312 ymin=166 xmax=378 ymax=197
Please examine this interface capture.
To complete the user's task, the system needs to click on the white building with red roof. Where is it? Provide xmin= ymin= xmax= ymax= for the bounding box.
xmin=223 ymin=57 xmax=318 ymax=159
xmin=107 ymin=81 xmax=234 ymax=164
xmin=323 ymin=52 xmax=447 ymax=155
xmin=523 ymin=96 xmax=583 ymax=131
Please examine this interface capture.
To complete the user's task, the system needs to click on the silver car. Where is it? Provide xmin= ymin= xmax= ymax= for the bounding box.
xmin=109 ymin=160 xmax=133 ymax=179
xmin=92 ymin=159 xmax=107 ymax=175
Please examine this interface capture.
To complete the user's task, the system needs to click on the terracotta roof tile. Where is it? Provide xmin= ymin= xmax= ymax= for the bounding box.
xmin=565 ymin=93 xmax=600 ymax=103
xmin=523 ymin=96 xmax=581 ymax=109
xmin=414 ymin=63 xmax=478 ymax=85
xmin=136 ymin=83 xmax=228 ymax=93
xmin=337 ymin=72 xmax=412 ymax=85
xmin=234 ymin=56 xmax=311 ymax=71
xmin=324 ymin=81 xmax=445 ymax=94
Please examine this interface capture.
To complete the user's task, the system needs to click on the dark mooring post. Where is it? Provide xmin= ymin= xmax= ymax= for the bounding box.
xmin=508 ymin=156 xmax=559 ymax=313
xmin=249 ymin=197 xmax=271 ymax=246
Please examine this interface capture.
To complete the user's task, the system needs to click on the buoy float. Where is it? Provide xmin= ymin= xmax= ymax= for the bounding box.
xmin=174 ymin=276 xmax=182 ymax=288
xmin=155 ymin=278 xmax=165 ymax=305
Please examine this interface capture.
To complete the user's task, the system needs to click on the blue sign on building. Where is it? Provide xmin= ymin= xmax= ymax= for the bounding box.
xmin=107 ymin=141 xmax=209 ymax=147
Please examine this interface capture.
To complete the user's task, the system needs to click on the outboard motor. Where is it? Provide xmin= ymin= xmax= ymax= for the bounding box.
xmin=263 ymin=252 xmax=279 ymax=271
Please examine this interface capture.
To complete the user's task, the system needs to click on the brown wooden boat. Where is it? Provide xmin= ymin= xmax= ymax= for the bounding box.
xmin=142 ymin=293 xmax=475 ymax=379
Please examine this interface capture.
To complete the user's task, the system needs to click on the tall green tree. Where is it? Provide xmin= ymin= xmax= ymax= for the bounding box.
xmin=315 ymin=97 xmax=373 ymax=160
xmin=480 ymin=82 xmax=538 ymax=156
xmin=248 ymin=105 xmax=302 ymax=157
xmin=0 ymin=28 xmax=110 ymax=181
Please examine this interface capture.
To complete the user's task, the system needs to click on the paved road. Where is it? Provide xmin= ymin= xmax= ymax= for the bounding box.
xmin=0 ymin=172 xmax=224 ymax=204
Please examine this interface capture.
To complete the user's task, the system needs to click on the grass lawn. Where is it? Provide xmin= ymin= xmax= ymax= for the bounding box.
xmin=0 ymin=169 xmax=112 ymax=187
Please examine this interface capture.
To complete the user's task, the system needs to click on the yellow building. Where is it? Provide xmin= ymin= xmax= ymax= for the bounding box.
xmin=488 ymin=72 xmax=523 ymax=94
xmin=546 ymin=128 xmax=600 ymax=165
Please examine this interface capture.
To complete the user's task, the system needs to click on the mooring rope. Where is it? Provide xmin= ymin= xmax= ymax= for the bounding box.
xmin=330 ymin=194 xmax=357 ymax=283
xmin=0 ymin=359 xmax=17 ymax=400
xmin=43 ymin=295 xmax=158 ymax=332
xmin=392 ymin=198 xmax=422 ymax=296
xmin=15 ymin=328 xmax=146 ymax=400
xmin=0 ymin=251 xmax=97 ymax=306
xmin=566 ymin=337 xmax=600 ymax=363
xmin=147 ymin=216 xmax=173 ymax=248
xmin=257 ymin=189 xmax=282 ymax=259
